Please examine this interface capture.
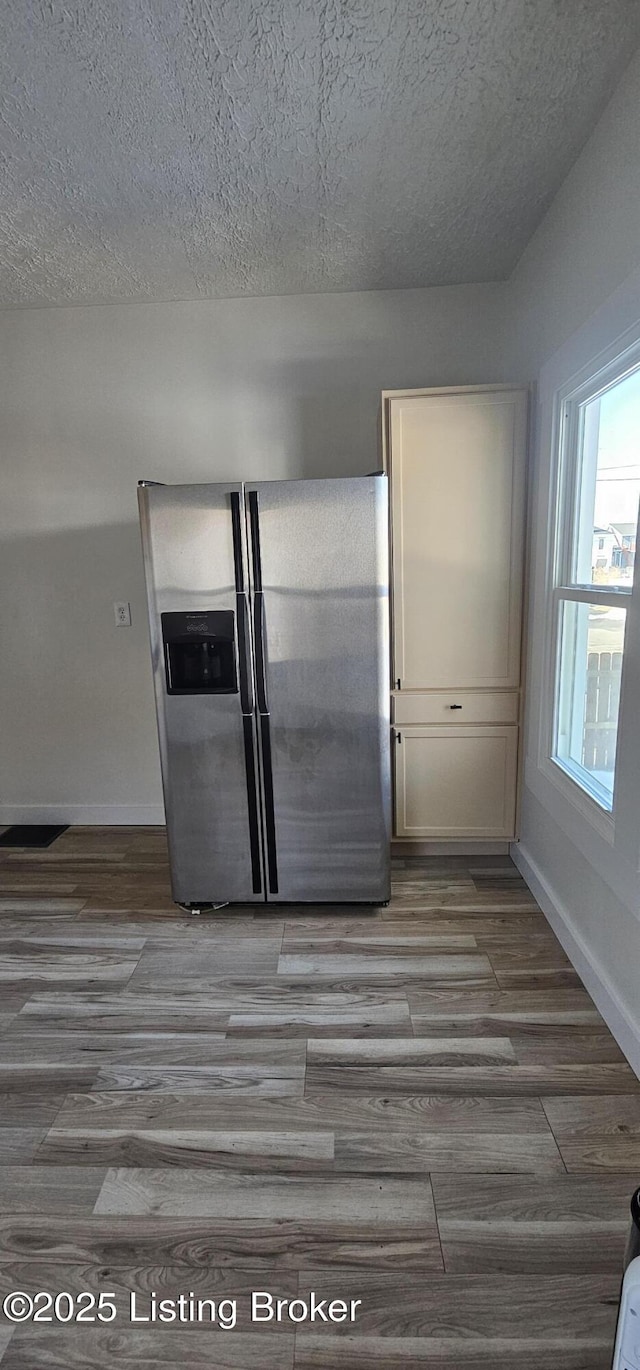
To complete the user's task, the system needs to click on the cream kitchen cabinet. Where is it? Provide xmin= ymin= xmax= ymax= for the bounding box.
xmin=394 ymin=725 xmax=519 ymax=839
xmin=382 ymin=385 xmax=528 ymax=843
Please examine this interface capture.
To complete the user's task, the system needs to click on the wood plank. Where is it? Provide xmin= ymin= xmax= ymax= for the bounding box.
xmin=0 ymin=882 xmax=80 ymax=895
xmin=283 ymin=915 xmax=551 ymax=937
xmin=306 ymin=1038 xmax=516 ymax=1066
xmin=278 ymin=954 xmax=496 ymax=983
xmin=37 ymin=1129 xmax=335 ymax=1169
xmin=0 ymin=949 xmax=141 ymax=983
xmin=93 ymin=1067 xmax=305 ymax=1097
xmin=469 ymin=865 xmax=529 ymax=882
xmin=389 ymin=888 xmax=538 ymax=911
xmin=93 ymin=1169 xmax=436 ymax=1222
xmin=155 ymin=974 xmax=484 ymax=996
xmin=543 ymin=1094 xmax=640 ymax=1135
xmin=227 ymin=1000 xmax=412 ymax=1037
xmin=76 ymin=903 xmax=274 ymax=919
xmin=487 ymin=946 xmax=583 ymax=989
xmin=0 ymin=1216 xmax=441 ymax=1271
xmin=291 ymin=1271 xmax=619 ymax=1340
xmin=0 ymin=990 xmax=32 ymax=1014
xmin=296 ymin=1339 xmax=623 ymax=1370
xmin=0 ymin=1031 xmax=230 ymax=1066
xmin=333 ymin=1131 xmax=563 ymax=1174
xmin=0 ymin=1093 xmax=67 ymax=1128
xmin=305 ymin=1062 xmax=640 ymax=1095
xmin=0 ymin=1129 xmax=47 ymax=1165
xmin=0 ymin=932 xmax=146 ymax=950
xmin=0 ymin=1330 xmax=293 ymax=1369
xmin=0 ymin=1067 xmax=99 ymax=1093
xmin=72 ymin=916 xmax=284 ymax=937
xmin=408 ymin=987 xmax=602 ymax=1032
xmin=127 ymin=939 xmax=282 ymax=983
xmin=0 ymin=1266 xmax=297 ymax=1332
xmin=0 ymin=1168 xmax=105 ymax=1214
xmin=432 ymin=1172 xmax=636 ymax=1273
xmin=382 ymin=902 xmax=544 ymax=919
xmin=282 ymin=934 xmax=480 ymax=952
xmin=543 ymin=1094 xmax=640 ymax=1171
xmin=509 ymin=1029 xmax=626 ymax=1065
xmin=19 ymin=992 xmax=232 ymax=1033
xmin=0 ymin=852 xmax=127 ymax=866
xmin=77 ymin=897 xmax=195 ymax=915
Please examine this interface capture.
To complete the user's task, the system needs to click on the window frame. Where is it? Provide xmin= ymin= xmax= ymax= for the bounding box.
xmin=541 ymin=339 xmax=640 ymax=835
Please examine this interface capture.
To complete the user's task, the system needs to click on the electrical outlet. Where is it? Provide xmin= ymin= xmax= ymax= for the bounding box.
xmin=114 ymin=601 xmax=132 ymax=627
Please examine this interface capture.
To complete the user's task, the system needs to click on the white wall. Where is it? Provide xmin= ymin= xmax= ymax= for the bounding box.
xmin=506 ymin=47 xmax=640 ymax=376
xmin=507 ymin=48 xmax=640 ymax=1070
xmin=0 ymin=283 xmax=507 ymax=823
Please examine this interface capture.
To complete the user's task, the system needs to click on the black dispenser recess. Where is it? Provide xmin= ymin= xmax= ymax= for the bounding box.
xmin=161 ymin=611 xmax=237 ymax=695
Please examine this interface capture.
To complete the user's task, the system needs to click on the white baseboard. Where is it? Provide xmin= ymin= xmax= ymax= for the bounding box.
xmin=511 ymin=841 xmax=640 ymax=1077
xmin=0 ymin=805 xmax=165 ymax=826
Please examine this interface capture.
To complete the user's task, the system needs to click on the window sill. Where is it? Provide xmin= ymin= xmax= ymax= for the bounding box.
xmin=536 ymin=753 xmax=615 ymax=844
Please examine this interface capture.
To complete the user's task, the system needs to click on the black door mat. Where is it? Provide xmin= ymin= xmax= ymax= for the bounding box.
xmin=0 ymin=825 xmax=69 ymax=848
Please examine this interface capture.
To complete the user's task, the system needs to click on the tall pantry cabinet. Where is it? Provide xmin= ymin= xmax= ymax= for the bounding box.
xmin=382 ymin=385 xmax=528 ymax=842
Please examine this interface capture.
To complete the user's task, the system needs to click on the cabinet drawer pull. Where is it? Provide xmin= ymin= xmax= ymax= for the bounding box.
xmin=449 ymin=704 xmax=463 ymax=710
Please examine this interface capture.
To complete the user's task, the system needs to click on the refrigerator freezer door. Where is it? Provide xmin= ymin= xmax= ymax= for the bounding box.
xmin=246 ymin=477 xmax=391 ymax=902
xmin=138 ymin=483 xmax=264 ymax=904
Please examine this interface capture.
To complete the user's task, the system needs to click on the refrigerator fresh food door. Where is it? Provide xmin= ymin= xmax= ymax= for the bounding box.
xmin=246 ymin=476 xmax=391 ymax=903
xmin=138 ymin=483 xmax=264 ymax=904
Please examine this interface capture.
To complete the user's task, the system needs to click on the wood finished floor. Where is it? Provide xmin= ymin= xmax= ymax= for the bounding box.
xmin=0 ymin=826 xmax=636 ymax=1367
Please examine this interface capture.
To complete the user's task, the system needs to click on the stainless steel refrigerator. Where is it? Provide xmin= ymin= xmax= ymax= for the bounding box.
xmin=137 ymin=477 xmax=391 ymax=907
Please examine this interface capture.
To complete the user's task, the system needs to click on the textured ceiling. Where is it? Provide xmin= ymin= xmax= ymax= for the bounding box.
xmin=1 ymin=1 xmax=640 ymax=306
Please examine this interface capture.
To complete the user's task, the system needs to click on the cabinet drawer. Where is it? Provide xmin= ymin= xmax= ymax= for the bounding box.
xmin=392 ymin=691 xmax=519 ymax=726
xmin=394 ymin=725 xmax=518 ymax=839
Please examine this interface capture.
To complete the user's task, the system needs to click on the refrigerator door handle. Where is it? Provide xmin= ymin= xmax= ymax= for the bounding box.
xmin=230 ymin=490 xmax=262 ymax=895
xmin=253 ymin=592 xmax=269 ymax=715
xmin=247 ymin=489 xmax=270 ymax=716
xmin=230 ymin=490 xmax=246 ymax=592
xmin=247 ymin=489 xmax=279 ymax=895
xmin=242 ymin=712 xmax=263 ymax=895
xmin=237 ymin=592 xmax=254 ymax=715
xmin=257 ymin=704 xmax=278 ymax=894
xmin=230 ymin=491 xmax=255 ymax=715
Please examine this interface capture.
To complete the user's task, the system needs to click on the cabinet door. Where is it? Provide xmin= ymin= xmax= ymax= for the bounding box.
xmin=394 ymin=725 xmax=518 ymax=839
xmin=389 ymin=388 xmax=527 ymax=690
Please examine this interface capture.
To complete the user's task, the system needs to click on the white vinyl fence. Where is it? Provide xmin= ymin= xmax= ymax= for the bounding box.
xmin=583 ymin=650 xmax=623 ymax=774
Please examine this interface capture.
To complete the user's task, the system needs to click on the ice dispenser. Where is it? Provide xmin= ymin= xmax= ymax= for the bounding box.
xmin=161 ymin=611 xmax=237 ymax=695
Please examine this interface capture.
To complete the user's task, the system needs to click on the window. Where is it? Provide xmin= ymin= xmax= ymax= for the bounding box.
xmin=551 ymin=359 xmax=640 ymax=813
